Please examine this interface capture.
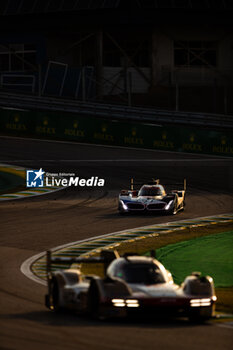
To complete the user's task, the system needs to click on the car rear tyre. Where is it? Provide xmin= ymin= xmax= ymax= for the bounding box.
xmin=50 ymin=278 xmax=62 ymax=312
xmin=87 ymin=280 xmax=104 ymax=320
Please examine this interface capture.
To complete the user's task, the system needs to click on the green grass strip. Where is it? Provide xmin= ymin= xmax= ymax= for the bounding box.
xmin=150 ymin=231 xmax=233 ymax=288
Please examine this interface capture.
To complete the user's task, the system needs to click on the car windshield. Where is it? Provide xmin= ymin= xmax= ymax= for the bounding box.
xmin=139 ymin=186 xmax=162 ymax=196
xmin=117 ymin=263 xmax=165 ymax=285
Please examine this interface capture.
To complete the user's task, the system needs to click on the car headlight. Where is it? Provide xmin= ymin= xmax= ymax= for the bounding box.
xmin=190 ymin=298 xmax=211 ymax=307
xmin=112 ymin=299 xmax=125 ymax=307
xmin=126 ymin=299 xmax=139 ymax=307
xmin=112 ymin=299 xmax=139 ymax=307
xmin=165 ymin=200 xmax=173 ymax=210
xmin=120 ymin=200 xmax=128 ymax=211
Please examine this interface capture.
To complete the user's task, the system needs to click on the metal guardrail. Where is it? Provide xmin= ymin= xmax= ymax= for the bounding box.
xmin=0 ymin=75 xmax=36 ymax=93
xmin=0 ymin=91 xmax=232 ymax=129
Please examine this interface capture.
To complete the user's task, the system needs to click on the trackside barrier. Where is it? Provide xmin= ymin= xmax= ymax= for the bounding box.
xmin=0 ymin=108 xmax=233 ymax=157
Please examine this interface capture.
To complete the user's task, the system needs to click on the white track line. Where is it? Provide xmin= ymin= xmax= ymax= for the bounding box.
xmin=1 ymin=135 xmax=232 ymax=159
xmin=215 ymin=322 xmax=233 ymax=329
xmin=0 ymin=187 xmax=64 ymax=201
xmin=1 ymin=159 xmax=232 ymax=163
xmin=0 ymin=162 xmax=65 ymax=201
xmin=21 ymin=252 xmax=48 ymax=286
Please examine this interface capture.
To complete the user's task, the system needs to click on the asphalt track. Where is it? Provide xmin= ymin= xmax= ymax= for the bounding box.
xmin=0 ymin=136 xmax=233 ymax=350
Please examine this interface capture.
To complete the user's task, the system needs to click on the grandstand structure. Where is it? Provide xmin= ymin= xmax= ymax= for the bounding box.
xmin=0 ymin=0 xmax=233 ymax=114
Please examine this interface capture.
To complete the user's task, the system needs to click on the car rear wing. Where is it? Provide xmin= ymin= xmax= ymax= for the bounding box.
xmin=46 ymin=249 xmax=119 ymax=280
xmin=129 ymin=178 xmax=186 ymax=191
xmin=165 ymin=179 xmax=186 ymax=192
xmin=130 ymin=178 xmax=160 ymax=191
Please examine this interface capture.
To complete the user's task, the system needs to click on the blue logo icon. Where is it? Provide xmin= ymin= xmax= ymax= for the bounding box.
xmin=26 ymin=168 xmax=45 ymax=187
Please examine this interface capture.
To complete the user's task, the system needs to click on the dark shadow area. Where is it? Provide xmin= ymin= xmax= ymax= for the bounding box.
xmin=0 ymin=310 xmax=212 ymax=329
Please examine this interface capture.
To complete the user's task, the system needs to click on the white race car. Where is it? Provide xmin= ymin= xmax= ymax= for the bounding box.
xmin=118 ymin=179 xmax=186 ymax=215
xmin=45 ymin=250 xmax=216 ymax=322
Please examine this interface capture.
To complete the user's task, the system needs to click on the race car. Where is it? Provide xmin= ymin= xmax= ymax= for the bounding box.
xmin=118 ymin=179 xmax=186 ymax=215
xmin=45 ymin=250 xmax=216 ymax=322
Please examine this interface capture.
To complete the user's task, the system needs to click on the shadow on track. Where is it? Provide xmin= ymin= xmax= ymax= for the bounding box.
xmin=0 ymin=310 xmax=212 ymax=329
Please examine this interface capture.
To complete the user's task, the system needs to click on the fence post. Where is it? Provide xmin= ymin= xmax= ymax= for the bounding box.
xmin=128 ymin=70 xmax=132 ymax=107
xmin=175 ymin=81 xmax=179 ymax=111
xmin=224 ymin=86 xmax=228 ymax=115
xmin=96 ymin=30 xmax=103 ymax=99
xmin=82 ymin=67 xmax=86 ymax=102
xmin=38 ymin=64 xmax=42 ymax=96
